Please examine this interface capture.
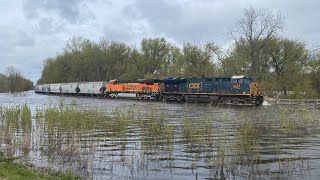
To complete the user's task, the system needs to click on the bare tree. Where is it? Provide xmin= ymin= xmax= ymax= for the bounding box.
xmin=229 ymin=6 xmax=285 ymax=81
xmin=5 ymin=66 xmax=23 ymax=93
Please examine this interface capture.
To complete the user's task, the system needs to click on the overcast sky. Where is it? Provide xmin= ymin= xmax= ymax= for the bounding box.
xmin=0 ymin=0 xmax=319 ymax=82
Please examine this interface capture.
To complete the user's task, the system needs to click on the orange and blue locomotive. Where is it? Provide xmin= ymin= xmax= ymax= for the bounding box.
xmin=104 ymin=75 xmax=263 ymax=105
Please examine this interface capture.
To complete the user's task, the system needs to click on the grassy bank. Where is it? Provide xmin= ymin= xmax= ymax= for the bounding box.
xmin=0 ymin=152 xmax=78 ymax=180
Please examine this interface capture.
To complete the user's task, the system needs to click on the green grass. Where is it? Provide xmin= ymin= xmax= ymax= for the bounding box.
xmin=0 ymin=152 xmax=79 ymax=180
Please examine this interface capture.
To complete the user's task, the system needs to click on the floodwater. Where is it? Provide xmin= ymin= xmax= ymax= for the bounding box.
xmin=1 ymin=91 xmax=320 ymax=180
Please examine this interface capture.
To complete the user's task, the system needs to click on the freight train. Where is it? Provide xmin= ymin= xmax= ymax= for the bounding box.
xmin=34 ymin=75 xmax=264 ymax=105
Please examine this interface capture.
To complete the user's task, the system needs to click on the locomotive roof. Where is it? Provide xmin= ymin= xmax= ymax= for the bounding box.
xmin=137 ymin=79 xmax=161 ymax=83
xmin=161 ymin=77 xmax=186 ymax=83
xmin=108 ymin=79 xmax=162 ymax=83
xmin=161 ymin=76 xmax=253 ymax=83
xmin=231 ymin=75 xmax=245 ymax=79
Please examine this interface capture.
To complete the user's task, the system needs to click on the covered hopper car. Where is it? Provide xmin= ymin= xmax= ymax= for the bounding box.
xmin=78 ymin=81 xmax=106 ymax=96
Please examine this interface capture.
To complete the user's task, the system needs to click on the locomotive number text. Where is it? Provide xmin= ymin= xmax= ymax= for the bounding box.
xmin=233 ymin=83 xmax=240 ymax=89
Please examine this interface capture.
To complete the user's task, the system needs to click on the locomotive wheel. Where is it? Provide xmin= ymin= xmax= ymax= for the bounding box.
xmin=219 ymin=97 xmax=229 ymax=104
xmin=184 ymin=95 xmax=189 ymax=103
xmin=232 ymin=98 xmax=240 ymax=105
xmin=156 ymin=95 xmax=162 ymax=101
xmin=219 ymin=97 xmax=224 ymax=104
xmin=176 ymin=96 xmax=183 ymax=102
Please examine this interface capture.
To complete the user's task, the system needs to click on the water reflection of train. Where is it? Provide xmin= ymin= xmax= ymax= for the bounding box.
xmin=34 ymin=75 xmax=264 ymax=105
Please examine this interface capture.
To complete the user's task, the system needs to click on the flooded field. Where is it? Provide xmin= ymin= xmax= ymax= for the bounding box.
xmin=1 ymin=91 xmax=320 ymax=179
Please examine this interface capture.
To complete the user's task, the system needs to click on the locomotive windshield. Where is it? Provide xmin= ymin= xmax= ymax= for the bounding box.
xmin=231 ymin=75 xmax=251 ymax=84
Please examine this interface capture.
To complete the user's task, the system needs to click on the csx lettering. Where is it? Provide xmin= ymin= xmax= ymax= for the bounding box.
xmin=189 ymin=83 xmax=201 ymax=89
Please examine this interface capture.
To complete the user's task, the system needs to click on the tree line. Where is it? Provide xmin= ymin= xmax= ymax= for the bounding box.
xmin=38 ymin=7 xmax=320 ymax=98
xmin=0 ymin=66 xmax=33 ymax=93
xmin=37 ymin=37 xmax=220 ymax=83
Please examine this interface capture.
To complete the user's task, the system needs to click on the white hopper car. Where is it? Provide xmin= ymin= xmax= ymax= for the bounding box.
xmin=34 ymin=81 xmax=107 ymax=96
xmin=49 ymin=83 xmax=61 ymax=94
xmin=42 ymin=84 xmax=50 ymax=93
xmin=60 ymin=83 xmax=78 ymax=94
xmin=78 ymin=81 xmax=106 ymax=96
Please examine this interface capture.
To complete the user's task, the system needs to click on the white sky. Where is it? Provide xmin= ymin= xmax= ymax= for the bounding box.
xmin=0 ymin=0 xmax=319 ymax=82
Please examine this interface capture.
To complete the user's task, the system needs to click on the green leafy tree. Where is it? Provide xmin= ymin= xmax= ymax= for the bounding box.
xmin=165 ymin=46 xmax=184 ymax=77
xmin=309 ymin=52 xmax=320 ymax=96
xmin=140 ymin=38 xmax=171 ymax=78
xmin=220 ymin=43 xmax=251 ymax=76
xmin=267 ymin=38 xmax=309 ymax=95
xmin=120 ymin=48 xmax=145 ymax=80
xmin=105 ymin=41 xmax=131 ymax=80
xmin=182 ymin=42 xmax=220 ymax=78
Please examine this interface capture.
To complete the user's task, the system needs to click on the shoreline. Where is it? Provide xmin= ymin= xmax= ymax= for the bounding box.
xmin=0 ymin=152 xmax=79 ymax=180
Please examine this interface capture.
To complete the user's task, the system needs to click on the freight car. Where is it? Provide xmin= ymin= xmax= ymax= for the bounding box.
xmin=50 ymin=83 xmax=61 ymax=94
xmin=34 ymin=84 xmax=41 ymax=93
xmin=42 ymin=84 xmax=50 ymax=93
xmin=61 ymin=83 xmax=78 ymax=95
xmin=78 ymin=81 xmax=107 ymax=96
xmin=35 ymin=82 xmax=106 ymax=96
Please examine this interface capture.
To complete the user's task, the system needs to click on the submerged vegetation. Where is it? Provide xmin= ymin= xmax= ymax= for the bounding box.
xmin=0 ymin=100 xmax=319 ymax=179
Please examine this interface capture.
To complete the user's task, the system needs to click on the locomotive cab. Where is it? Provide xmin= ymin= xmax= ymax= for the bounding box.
xmin=230 ymin=75 xmax=262 ymax=95
xmin=230 ymin=75 xmax=264 ymax=105
xmin=105 ymin=79 xmax=122 ymax=98
xmin=108 ymin=79 xmax=118 ymax=85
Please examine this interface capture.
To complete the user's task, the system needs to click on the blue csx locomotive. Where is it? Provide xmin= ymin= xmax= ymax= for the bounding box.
xmin=160 ymin=75 xmax=264 ymax=105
